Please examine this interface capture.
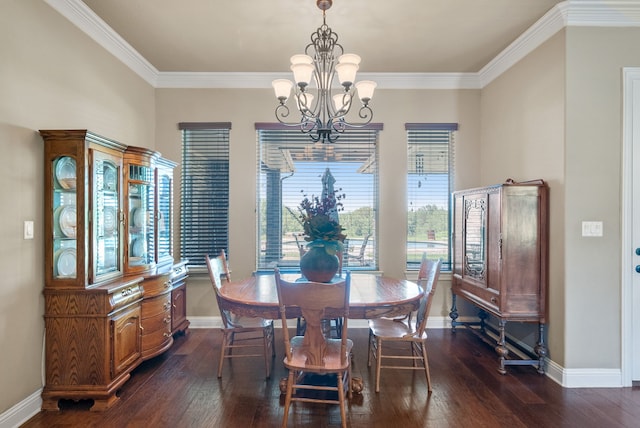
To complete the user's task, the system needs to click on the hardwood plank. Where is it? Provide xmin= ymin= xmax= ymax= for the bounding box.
xmin=21 ymin=328 xmax=640 ymax=428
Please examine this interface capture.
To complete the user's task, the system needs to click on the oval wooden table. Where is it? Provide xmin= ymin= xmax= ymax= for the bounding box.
xmin=219 ymin=272 xmax=423 ymax=394
xmin=218 ymin=272 xmax=423 ymax=320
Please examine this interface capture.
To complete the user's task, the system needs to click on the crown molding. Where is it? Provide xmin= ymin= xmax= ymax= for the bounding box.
xmin=479 ymin=1 xmax=640 ymax=86
xmin=45 ymin=0 xmax=640 ymax=90
xmin=478 ymin=2 xmax=568 ymax=87
xmin=565 ymin=0 xmax=640 ymax=26
xmin=43 ymin=0 xmax=159 ymax=85
xmin=155 ymin=71 xmax=482 ymax=89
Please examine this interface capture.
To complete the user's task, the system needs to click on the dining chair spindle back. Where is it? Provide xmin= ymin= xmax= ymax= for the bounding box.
xmin=205 ymin=251 xmax=275 ymax=378
xmin=367 ymin=254 xmax=442 ymax=392
xmin=274 ymin=268 xmax=353 ymax=428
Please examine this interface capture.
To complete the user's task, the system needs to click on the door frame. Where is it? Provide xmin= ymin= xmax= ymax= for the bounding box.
xmin=622 ymin=67 xmax=640 ymax=386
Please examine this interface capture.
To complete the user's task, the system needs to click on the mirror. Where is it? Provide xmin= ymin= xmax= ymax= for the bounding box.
xmin=464 ymin=198 xmax=486 ymax=279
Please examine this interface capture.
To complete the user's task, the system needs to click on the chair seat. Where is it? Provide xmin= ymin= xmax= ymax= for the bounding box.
xmin=226 ymin=313 xmax=273 ymax=330
xmin=368 ymin=318 xmax=428 ymax=341
xmin=285 ymin=336 xmax=353 ymax=373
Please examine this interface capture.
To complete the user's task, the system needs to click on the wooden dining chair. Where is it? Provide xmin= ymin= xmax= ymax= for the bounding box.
xmin=274 ymin=268 xmax=352 ymax=428
xmin=367 ymin=254 xmax=442 ymax=393
xmin=205 ymin=251 xmax=275 ymax=379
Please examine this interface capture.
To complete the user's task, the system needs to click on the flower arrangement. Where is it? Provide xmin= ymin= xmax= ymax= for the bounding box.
xmin=297 ymin=190 xmax=346 ymax=255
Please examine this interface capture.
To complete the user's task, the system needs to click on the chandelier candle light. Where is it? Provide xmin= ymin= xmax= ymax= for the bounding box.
xmin=272 ymin=0 xmax=376 ymax=144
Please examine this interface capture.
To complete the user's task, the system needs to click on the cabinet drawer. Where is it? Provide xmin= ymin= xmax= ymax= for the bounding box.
xmin=141 ymin=323 xmax=172 ymax=351
xmin=142 ymin=308 xmax=172 ymax=334
xmin=453 ymin=281 xmax=501 ymax=315
xmin=143 ymin=273 xmax=172 ymax=297
xmin=141 ymin=292 xmax=171 ymax=319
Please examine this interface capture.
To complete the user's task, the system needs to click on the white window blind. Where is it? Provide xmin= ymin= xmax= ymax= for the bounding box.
xmin=256 ymin=124 xmax=381 ymax=271
xmin=179 ymin=122 xmax=231 ymax=269
xmin=406 ymin=123 xmax=457 ymax=270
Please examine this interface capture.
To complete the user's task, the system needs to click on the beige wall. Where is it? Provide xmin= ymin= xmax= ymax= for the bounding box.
xmin=480 ymin=31 xmax=566 ymax=364
xmin=3 ymin=0 xmax=640 ymax=419
xmin=155 ymin=88 xmax=481 ymax=319
xmin=479 ymin=25 xmax=640 ymax=371
xmin=564 ymin=26 xmax=640 ymax=369
xmin=0 ymin=0 xmax=155 ymax=414
xmin=0 ymin=1 xmax=481 ymax=414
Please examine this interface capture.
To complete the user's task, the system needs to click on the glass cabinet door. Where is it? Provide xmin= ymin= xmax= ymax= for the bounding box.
xmin=52 ymin=156 xmax=78 ymax=279
xmin=91 ymin=151 xmax=123 ymax=283
xmin=156 ymin=163 xmax=174 ymax=268
xmin=463 ymin=194 xmax=487 ymax=282
xmin=126 ymin=163 xmax=155 ymax=272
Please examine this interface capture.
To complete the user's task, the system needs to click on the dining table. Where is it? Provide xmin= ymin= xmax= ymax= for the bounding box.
xmin=219 ymin=271 xmax=423 ymax=394
xmin=218 ymin=272 xmax=424 ymax=321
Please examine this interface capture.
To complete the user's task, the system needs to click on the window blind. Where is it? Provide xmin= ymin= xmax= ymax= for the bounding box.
xmin=255 ymin=124 xmax=381 ymax=271
xmin=406 ymin=123 xmax=457 ymax=271
xmin=179 ymin=122 xmax=231 ymax=268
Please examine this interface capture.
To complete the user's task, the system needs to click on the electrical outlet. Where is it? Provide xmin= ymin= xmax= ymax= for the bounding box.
xmin=581 ymin=221 xmax=603 ymax=237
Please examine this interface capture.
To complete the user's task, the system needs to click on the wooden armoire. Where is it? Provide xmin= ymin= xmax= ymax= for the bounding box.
xmin=450 ymin=179 xmax=549 ymax=374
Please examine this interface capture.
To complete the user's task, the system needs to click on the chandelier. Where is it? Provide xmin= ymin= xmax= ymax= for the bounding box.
xmin=272 ymin=0 xmax=376 ymax=144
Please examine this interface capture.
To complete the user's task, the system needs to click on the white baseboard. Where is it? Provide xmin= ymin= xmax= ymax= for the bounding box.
xmin=186 ymin=315 xmax=623 ymax=387
xmin=0 ymin=389 xmax=42 ymax=428
xmin=189 ymin=315 xmax=453 ymax=330
xmin=188 ymin=315 xmax=372 ymax=330
xmin=188 ymin=315 xmax=623 ymax=386
xmin=553 ymin=366 xmax=624 ymax=388
xmin=3 ymin=316 xmax=627 ymax=427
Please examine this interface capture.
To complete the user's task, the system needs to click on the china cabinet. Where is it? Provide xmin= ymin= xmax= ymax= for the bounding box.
xmin=41 ymin=130 xmax=188 ymax=410
xmin=450 ymin=179 xmax=549 ymax=374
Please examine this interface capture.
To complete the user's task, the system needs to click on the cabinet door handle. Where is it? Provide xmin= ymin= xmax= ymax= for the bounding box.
xmin=490 ymin=297 xmax=497 ymax=303
xmin=163 ymin=316 xmax=172 ymax=324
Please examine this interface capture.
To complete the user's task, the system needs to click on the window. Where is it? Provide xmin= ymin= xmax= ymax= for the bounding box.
xmin=179 ymin=122 xmax=231 ymax=269
xmin=256 ymin=124 xmax=381 ymax=271
xmin=406 ymin=123 xmax=457 ymax=271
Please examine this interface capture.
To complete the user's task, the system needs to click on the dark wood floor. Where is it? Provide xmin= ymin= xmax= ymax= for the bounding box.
xmin=22 ymin=327 xmax=640 ymax=428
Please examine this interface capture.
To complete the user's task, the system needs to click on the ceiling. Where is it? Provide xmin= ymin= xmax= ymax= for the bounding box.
xmin=80 ymin=0 xmax=563 ymax=74
xmin=74 ymin=0 xmax=561 ymax=168
xmin=54 ymin=1 xmax=636 ymax=169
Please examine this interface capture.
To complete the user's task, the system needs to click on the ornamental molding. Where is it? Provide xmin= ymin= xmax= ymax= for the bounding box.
xmin=44 ymin=0 xmax=640 ymax=90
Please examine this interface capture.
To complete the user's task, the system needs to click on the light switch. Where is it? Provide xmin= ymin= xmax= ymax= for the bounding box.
xmin=24 ymin=220 xmax=34 ymax=239
xmin=581 ymin=221 xmax=603 ymax=237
